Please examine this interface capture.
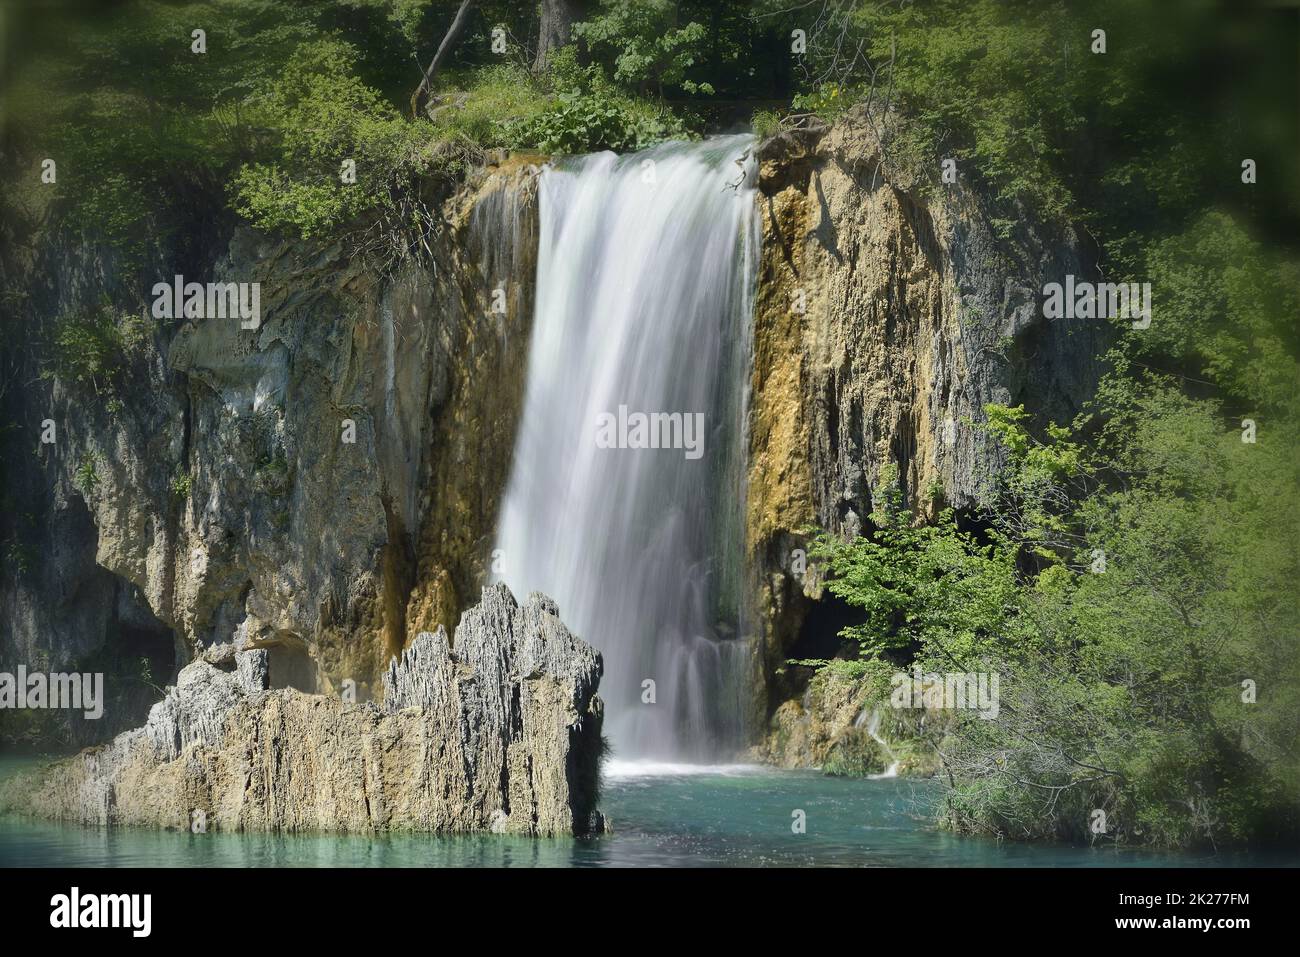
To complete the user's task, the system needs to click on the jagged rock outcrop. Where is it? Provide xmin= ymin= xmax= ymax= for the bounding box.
xmin=761 ymin=667 xmax=878 ymax=771
xmin=0 ymin=585 xmax=605 ymax=836
xmin=752 ymin=112 xmax=1101 ymax=534
xmin=749 ymin=109 xmax=1106 ymax=756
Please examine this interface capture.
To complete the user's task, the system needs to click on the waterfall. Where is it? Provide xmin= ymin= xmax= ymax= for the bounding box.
xmin=856 ymin=706 xmax=902 ymax=780
xmin=495 ymin=134 xmax=760 ymax=761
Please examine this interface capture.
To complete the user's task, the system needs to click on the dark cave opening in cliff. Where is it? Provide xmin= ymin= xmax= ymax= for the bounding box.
xmin=784 ymin=555 xmax=942 ymax=691
xmin=112 ymin=621 xmax=176 ymax=690
xmin=266 ymin=643 xmax=318 ymax=694
xmin=64 ymin=591 xmax=178 ymax=748
xmin=787 ymin=592 xmax=863 ymax=665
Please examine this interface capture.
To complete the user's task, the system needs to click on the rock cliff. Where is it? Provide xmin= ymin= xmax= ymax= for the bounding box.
xmin=0 ymin=585 xmax=605 ymax=836
xmin=1 ymin=109 xmax=1102 ymax=772
xmin=0 ymin=155 xmax=541 ymax=749
xmin=747 ymin=109 xmax=1105 ymax=762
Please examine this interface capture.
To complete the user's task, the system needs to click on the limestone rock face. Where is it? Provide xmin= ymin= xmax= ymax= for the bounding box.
xmin=0 ymin=586 xmax=605 ymax=836
xmin=761 ymin=669 xmax=875 ymax=770
xmin=758 ymin=669 xmax=949 ymax=778
xmin=0 ymin=156 xmax=541 ymax=752
xmin=753 ymin=112 xmax=1101 ymax=535
xmin=749 ymin=110 xmax=1107 ymax=732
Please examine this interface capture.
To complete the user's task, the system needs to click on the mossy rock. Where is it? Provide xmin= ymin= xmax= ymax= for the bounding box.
xmin=821 ymin=729 xmax=889 ymax=777
xmin=890 ymin=739 xmax=942 ymax=777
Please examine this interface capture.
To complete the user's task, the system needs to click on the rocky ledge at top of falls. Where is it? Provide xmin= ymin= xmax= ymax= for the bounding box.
xmin=0 ymin=585 xmax=606 ymax=837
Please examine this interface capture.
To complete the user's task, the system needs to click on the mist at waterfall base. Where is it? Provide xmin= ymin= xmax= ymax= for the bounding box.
xmin=495 ymin=135 xmax=761 ymax=762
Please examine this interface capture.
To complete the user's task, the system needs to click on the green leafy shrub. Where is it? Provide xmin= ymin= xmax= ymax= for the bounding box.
xmin=425 ymin=64 xmax=554 ymax=149
xmin=507 ymin=89 xmax=687 ymax=154
xmin=254 ymin=449 xmax=292 ymax=496
xmin=808 ymin=462 xmax=1025 ymax=664
xmin=822 ymin=732 xmax=889 ymax=777
xmin=231 ymin=39 xmax=435 ymax=239
xmin=809 ymin=383 xmax=1300 ymax=847
xmin=74 ymin=456 xmax=99 ymax=496
xmin=750 ymin=109 xmax=781 ymax=140
xmin=42 ymin=304 xmax=149 ymax=396
xmin=507 ymin=48 xmax=689 ymax=154
xmin=4 ymin=0 xmax=319 ymax=268
xmin=574 ymin=0 xmax=715 ymax=96
xmin=790 ymin=83 xmax=861 ymax=121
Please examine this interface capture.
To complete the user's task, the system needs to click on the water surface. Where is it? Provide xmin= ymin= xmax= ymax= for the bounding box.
xmin=0 ymin=759 xmax=1275 ymax=868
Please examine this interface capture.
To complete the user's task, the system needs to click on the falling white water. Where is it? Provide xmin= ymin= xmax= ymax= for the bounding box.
xmin=495 ymin=134 xmax=760 ymax=761
xmin=856 ymin=706 xmax=901 ymax=779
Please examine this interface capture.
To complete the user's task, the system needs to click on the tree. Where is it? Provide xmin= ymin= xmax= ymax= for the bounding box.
xmin=574 ymin=0 xmax=714 ymax=96
xmin=534 ymin=0 xmax=585 ymax=73
xmin=411 ymin=0 xmax=478 ymax=118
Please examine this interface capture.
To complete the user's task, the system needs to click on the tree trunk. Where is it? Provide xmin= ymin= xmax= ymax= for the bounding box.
xmin=411 ymin=0 xmax=478 ymax=119
xmin=533 ymin=0 xmax=584 ymax=74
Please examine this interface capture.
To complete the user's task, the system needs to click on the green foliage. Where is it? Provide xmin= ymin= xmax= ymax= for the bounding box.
xmin=231 ymin=39 xmax=435 ymax=238
xmin=808 ymin=197 xmax=1300 ymax=845
xmin=750 ymin=110 xmax=781 ymax=141
xmin=811 ymin=386 xmax=1300 ymax=846
xmin=42 ymin=304 xmax=149 ymax=396
xmin=4 ymin=0 xmax=321 ymax=264
xmin=785 ymin=657 xmax=881 ymax=681
xmin=789 ymin=82 xmax=861 ymax=121
xmin=808 ymin=463 xmax=1023 ymax=664
xmin=170 ymin=473 xmax=192 ymax=500
xmin=506 ymin=47 xmax=690 ymax=154
xmin=1 ymin=0 xmax=731 ymax=259
xmin=770 ymin=0 xmax=1104 ymax=218
xmin=773 ymin=2 xmax=1298 ymax=846
xmin=1124 ymin=212 xmax=1300 ymax=411
xmin=822 ymin=733 xmax=889 ymax=777
xmin=425 ymin=64 xmax=553 ymax=149
xmin=575 ymin=0 xmax=715 ymax=95
xmin=254 ymin=448 xmax=292 ymax=497
xmin=74 ymin=456 xmax=100 ymax=496
xmin=508 ymin=89 xmax=687 ymax=155
xmin=335 ymin=0 xmax=437 ymax=49
xmin=981 ymin=404 xmax=1085 ymax=563
xmin=775 ymin=0 xmax=1296 ymax=235
xmin=4 ymin=0 xmax=1298 ymax=851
